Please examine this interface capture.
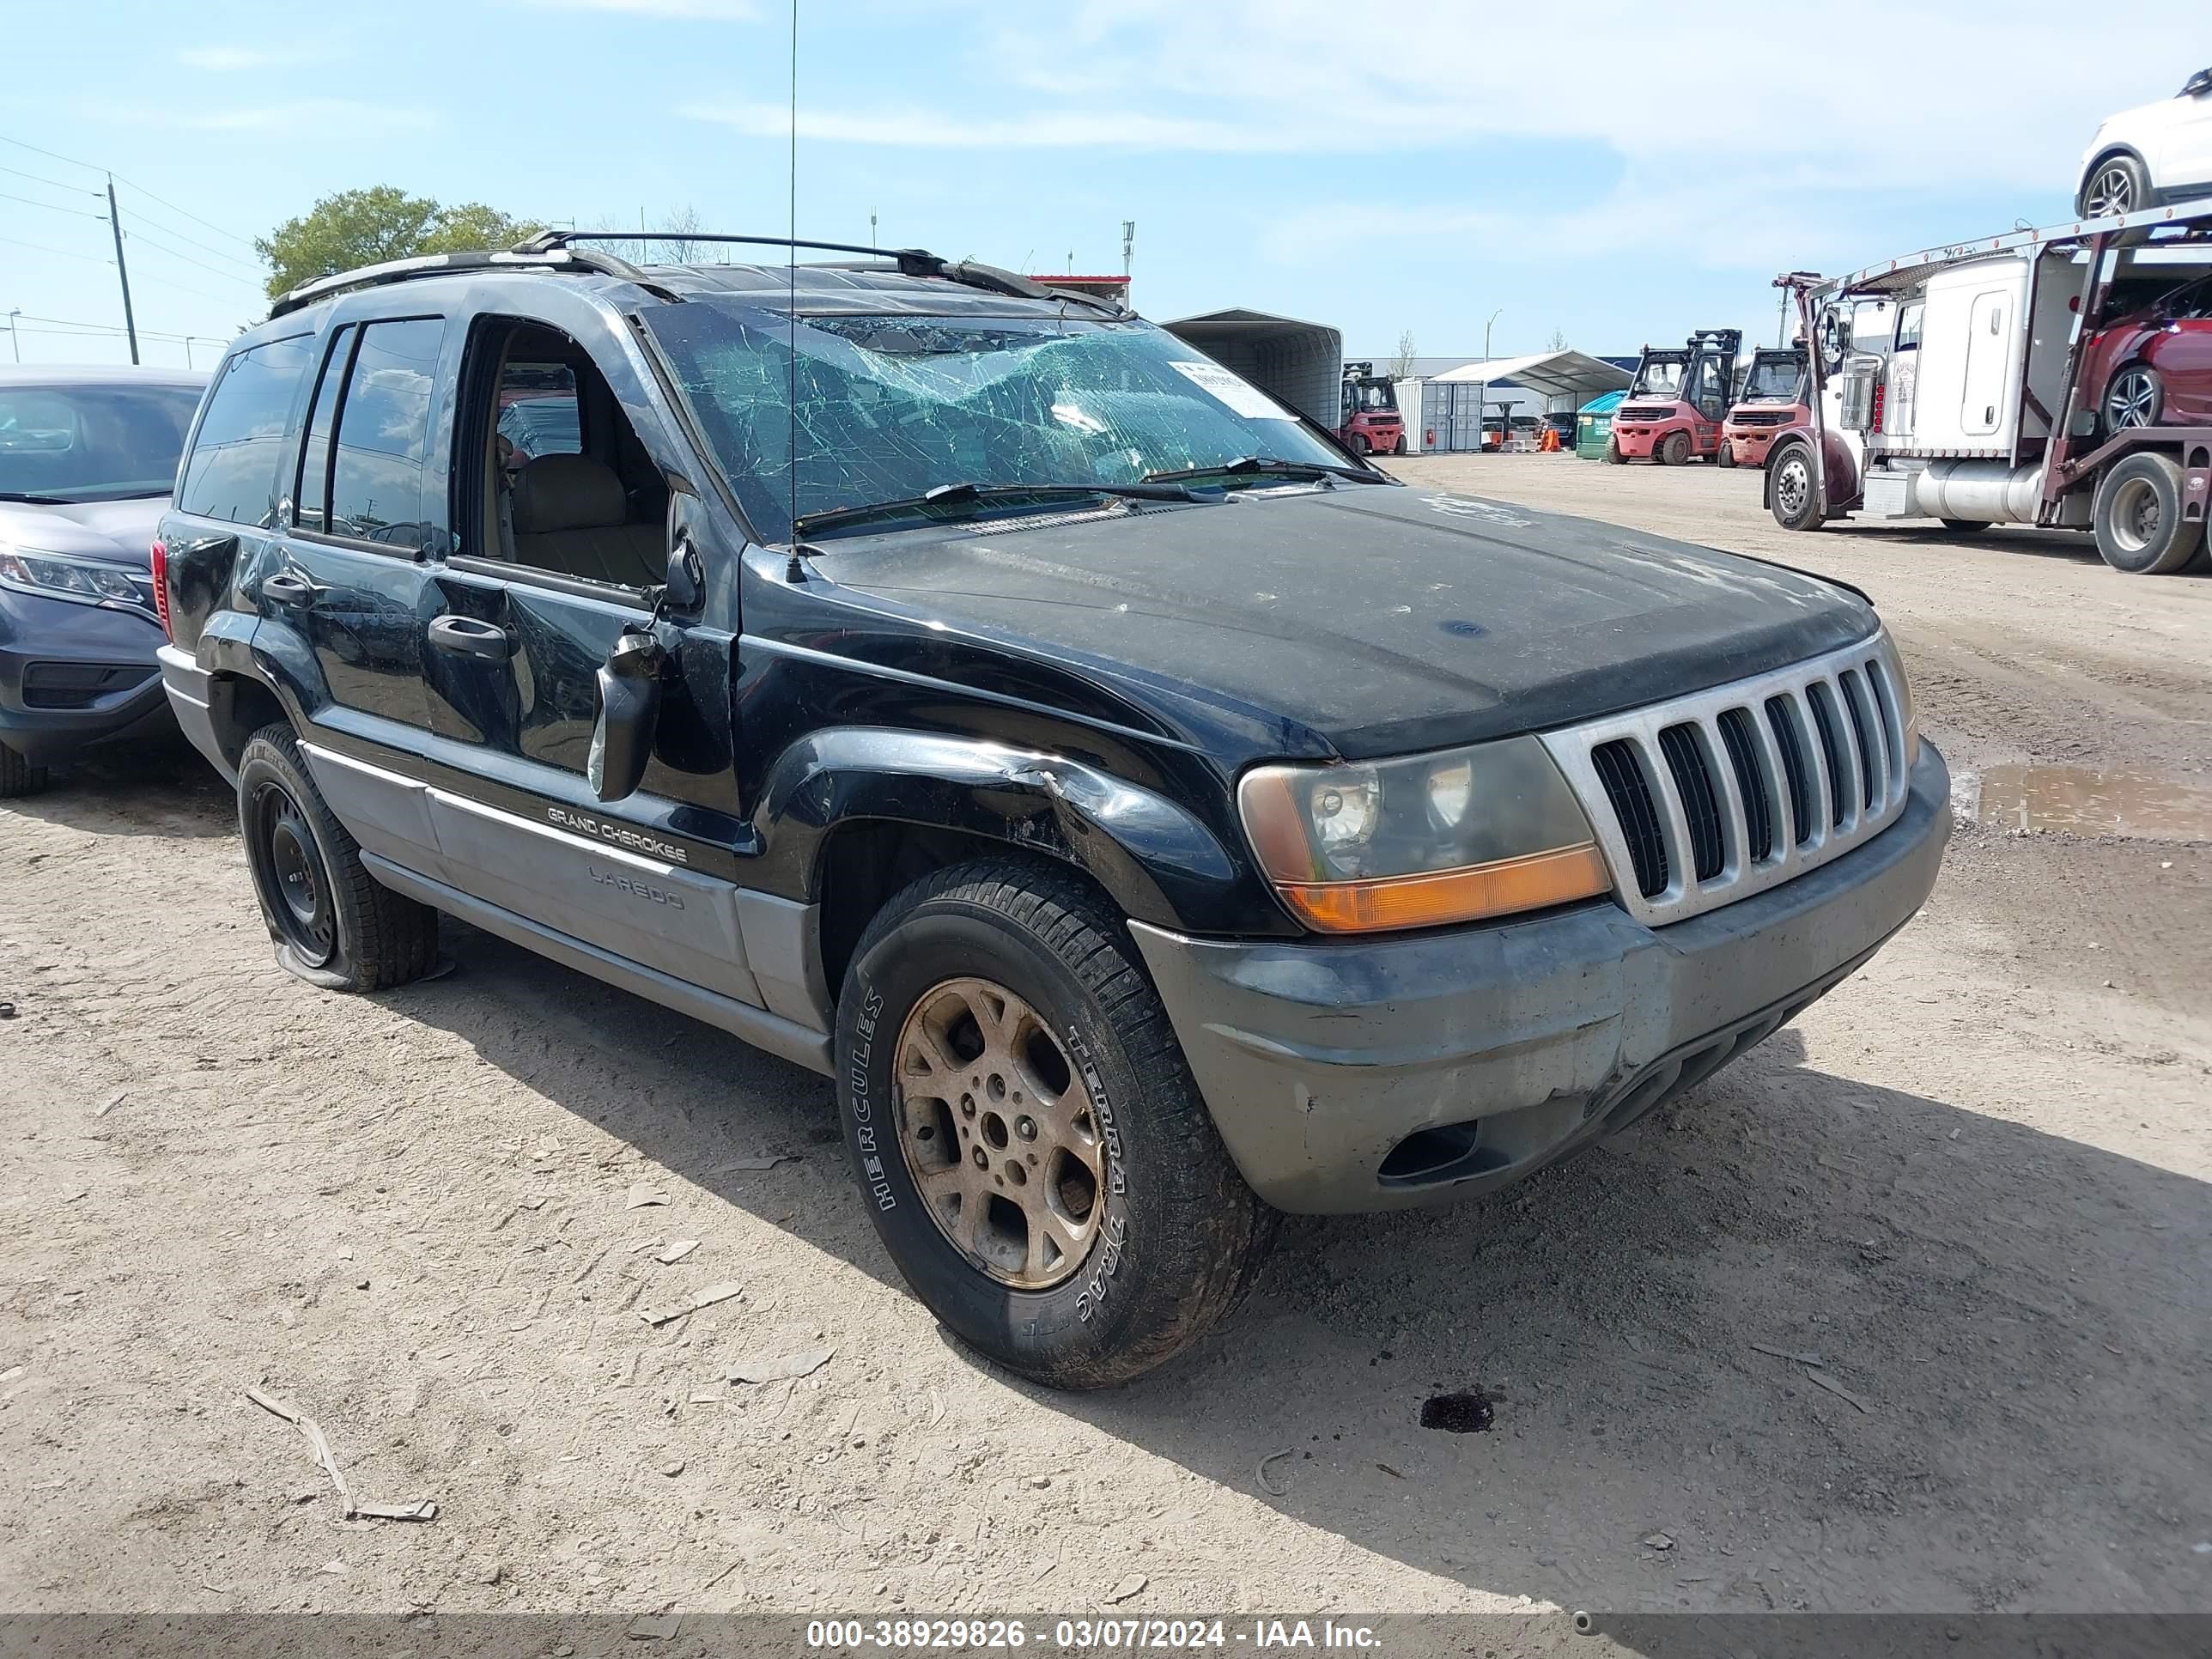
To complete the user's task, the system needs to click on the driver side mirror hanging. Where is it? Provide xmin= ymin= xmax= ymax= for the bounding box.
xmin=588 ymin=629 xmax=665 ymax=804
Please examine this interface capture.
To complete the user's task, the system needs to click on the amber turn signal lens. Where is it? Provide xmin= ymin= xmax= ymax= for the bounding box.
xmin=1274 ymin=842 xmax=1611 ymax=933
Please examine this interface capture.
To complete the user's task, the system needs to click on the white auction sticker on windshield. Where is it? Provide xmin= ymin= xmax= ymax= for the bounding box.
xmin=1169 ymin=361 xmax=1294 ymax=420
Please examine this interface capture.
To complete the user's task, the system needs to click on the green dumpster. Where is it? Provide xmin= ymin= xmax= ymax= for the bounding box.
xmin=1575 ymin=390 xmax=1626 ymax=459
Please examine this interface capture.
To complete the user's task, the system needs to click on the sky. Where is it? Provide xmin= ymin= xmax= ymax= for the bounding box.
xmin=2 ymin=1 xmax=2206 ymax=372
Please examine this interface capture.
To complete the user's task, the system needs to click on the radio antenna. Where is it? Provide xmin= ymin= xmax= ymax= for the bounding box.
xmin=783 ymin=0 xmax=805 ymax=582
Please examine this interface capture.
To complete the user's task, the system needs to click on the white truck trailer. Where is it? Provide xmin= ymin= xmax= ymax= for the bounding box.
xmin=1766 ymin=195 xmax=2212 ymax=574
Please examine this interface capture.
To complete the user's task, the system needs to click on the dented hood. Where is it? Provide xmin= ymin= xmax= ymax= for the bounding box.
xmin=812 ymin=483 xmax=1879 ymax=760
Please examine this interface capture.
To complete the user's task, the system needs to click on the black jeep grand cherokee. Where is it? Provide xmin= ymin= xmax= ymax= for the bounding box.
xmin=157 ymin=235 xmax=1948 ymax=1387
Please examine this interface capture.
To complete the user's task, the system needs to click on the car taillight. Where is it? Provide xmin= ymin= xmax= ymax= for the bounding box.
xmin=1871 ymin=383 xmax=1886 ymax=434
xmin=149 ymin=538 xmax=173 ymax=639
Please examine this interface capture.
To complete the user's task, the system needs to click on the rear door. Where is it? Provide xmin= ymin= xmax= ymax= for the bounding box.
xmin=271 ymin=316 xmax=447 ymax=753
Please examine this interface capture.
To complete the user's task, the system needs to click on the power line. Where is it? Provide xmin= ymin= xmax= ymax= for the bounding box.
xmin=0 ymin=185 xmax=110 ymax=221
xmin=118 ymin=222 xmax=264 ymax=289
xmin=111 ymin=206 xmax=262 ymax=274
xmin=112 ymin=176 xmax=258 ymax=253
xmin=10 ymin=312 xmax=221 ymax=346
xmin=0 ymin=230 xmax=111 ymax=265
xmin=0 ymin=161 xmax=101 ymax=198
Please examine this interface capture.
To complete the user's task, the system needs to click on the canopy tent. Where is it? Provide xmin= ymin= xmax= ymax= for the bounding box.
xmin=1430 ymin=349 xmax=1633 ymax=410
xmin=1160 ymin=309 xmax=1343 ymax=429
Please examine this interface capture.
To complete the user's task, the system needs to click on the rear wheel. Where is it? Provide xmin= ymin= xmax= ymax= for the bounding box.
xmin=1714 ymin=441 xmax=1736 ymax=469
xmin=2093 ymin=452 xmax=2196 ymax=574
xmin=1603 ymin=434 xmax=1623 ymax=465
xmin=0 ymin=740 xmax=50 ymax=799
xmin=2078 ymin=153 xmax=2151 ymax=220
xmin=1392 ymin=434 xmax=1407 ymax=456
xmin=236 ymin=722 xmax=439 ymax=990
xmin=1346 ymin=432 xmax=1369 ymax=457
xmin=1770 ymin=444 xmax=1825 ymax=532
xmin=837 ymin=858 xmax=1275 ymax=1389
xmin=1940 ymin=519 xmax=1991 ymax=534
xmin=1660 ymin=429 xmax=1691 ymax=467
xmin=2101 ymin=364 xmax=2163 ymax=436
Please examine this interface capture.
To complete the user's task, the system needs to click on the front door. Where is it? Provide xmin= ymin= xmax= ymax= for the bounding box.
xmin=418 ymin=315 xmax=763 ymax=1006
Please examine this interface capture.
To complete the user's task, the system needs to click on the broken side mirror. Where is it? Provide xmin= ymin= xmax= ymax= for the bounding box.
xmin=589 ymin=629 xmax=665 ymax=804
xmin=662 ymin=491 xmax=705 ymax=611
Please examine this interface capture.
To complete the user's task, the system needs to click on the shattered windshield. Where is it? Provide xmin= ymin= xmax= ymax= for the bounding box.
xmin=641 ymin=302 xmax=1351 ymax=542
xmin=1741 ymin=358 xmax=1805 ymax=404
xmin=1630 ymin=357 xmax=1686 ymax=400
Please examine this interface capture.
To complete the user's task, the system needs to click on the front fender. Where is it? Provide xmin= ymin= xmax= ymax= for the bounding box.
xmin=752 ymin=726 xmax=1274 ymax=933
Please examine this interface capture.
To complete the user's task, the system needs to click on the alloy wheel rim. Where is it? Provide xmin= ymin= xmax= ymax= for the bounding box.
xmin=893 ymin=975 xmax=1103 ymax=1291
xmin=2106 ymin=371 xmax=2155 ymax=429
xmin=2089 ymin=167 xmax=2134 ymax=217
xmin=251 ymin=781 xmax=337 ymax=965
xmin=2108 ymin=477 xmax=2160 ymax=556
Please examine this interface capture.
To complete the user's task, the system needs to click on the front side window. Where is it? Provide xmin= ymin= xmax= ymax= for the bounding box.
xmin=0 ymin=381 xmax=204 ymax=505
xmin=496 ymin=362 xmax=583 ymax=469
xmin=1895 ymin=302 xmax=1924 ymax=353
xmin=295 ymin=325 xmax=356 ymax=533
xmin=1741 ymin=356 xmax=1805 ymax=403
xmin=327 ymin=318 xmax=443 ymax=549
xmin=178 ymin=337 xmax=314 ymax=524
xmin=1632 ymin=356 xmax=1686 ymax=400
xmin=641 ymin=303 xmax=1351 ymax=542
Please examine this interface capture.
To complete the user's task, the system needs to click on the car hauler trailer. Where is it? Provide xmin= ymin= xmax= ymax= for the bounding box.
xmin=1768 ymin=196 xmax=2212 ymax=573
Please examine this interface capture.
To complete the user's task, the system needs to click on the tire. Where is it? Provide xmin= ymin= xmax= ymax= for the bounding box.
xmin=0 ymin=740 xmax=50 ymax=799
xmin=1603 ymin=434 xmax=1622 ymax=465
xmin=836 ymin=857 xmax=1275 ymax=1389
xmin=1392 ymin=434 xmax=1407 ymax=457
xmin=2092 ymin=452 xmax=2196 ymax=574
xmin=235 ymin=722 xmax=439 ymax=990
xmin=1346 ymin=432 xmax=1369 ymax=457
xmin=1940 ymin=519 xmax=1991 ymax=534
xmin=1714 ymin=441 xmax=1736 ymax=469
xmin=1660 ymin=429 xmax=1691 ymax=467
xmin=1770 ymin=443 xmax=1825 ymax=532
xmin=2100 ymin=364 xmax=2163 ymax=437
xmin=2078 ymin=152 xmax=2151 ymax=221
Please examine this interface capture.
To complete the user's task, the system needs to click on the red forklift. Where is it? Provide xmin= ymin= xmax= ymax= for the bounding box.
xmin=1607 ymin=328 xmax=1743 ymax=465
xmin=1722 ymin=344 xmax=1809 ymax=468
xmin=1338 ymin=362 xmax=1406 ymax=456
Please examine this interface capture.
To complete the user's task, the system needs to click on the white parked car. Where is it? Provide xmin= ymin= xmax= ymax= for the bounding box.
xmin=2077 ymin=69 xmax=2212 ymax=218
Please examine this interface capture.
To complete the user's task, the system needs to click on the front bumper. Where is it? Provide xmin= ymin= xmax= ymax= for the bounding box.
xmin=1612 ymin=424 xmax=1666 ymax=457
xmin=0 ymin=590 xmax=171 ymax=765
xmin=1130 ymin=744 xmax=1950 ymax=1213
xmin=1726 ymin=429 xmax=1778 ymax=466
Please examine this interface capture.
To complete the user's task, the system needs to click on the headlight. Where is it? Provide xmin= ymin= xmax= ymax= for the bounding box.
xmin=0 ymin=546 xmax=159 ymax=620
xmin=1238 ymin=735 xmax=1612 ymax=933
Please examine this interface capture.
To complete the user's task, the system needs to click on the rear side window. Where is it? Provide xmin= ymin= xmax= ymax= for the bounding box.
xmin=177 ymin=335 xmax=313 ymax=525
xmin=328 ymin=318 xmax=444 ymax=549
xmin=295 ymin=324 xmax=357 ymax=533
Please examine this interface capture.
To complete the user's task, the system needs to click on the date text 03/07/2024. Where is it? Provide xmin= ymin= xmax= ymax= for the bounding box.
xmin=803 ymin=1619 xmax=1382 ymax=1650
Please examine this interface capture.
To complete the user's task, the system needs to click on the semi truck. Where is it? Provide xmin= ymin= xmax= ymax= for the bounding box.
xmin=1765 ymin=197 xmax=2212 ymax=574
xmin=1607 ymin=329 xmax=1743 ymax=465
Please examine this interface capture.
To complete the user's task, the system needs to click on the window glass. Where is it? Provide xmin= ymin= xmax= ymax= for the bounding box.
xmin=329 ymin=318 xmax=443 ymax=549
xmin=295 ymin=325 xmax=356 ymax=533
xmin=496 ymin=362 xmax=582 ymax=473
xmin=0 ymin=382 xmax=203 ymax=503
xmin=178 ymin=336 xmax=313 ymax=524
xmin=1896 ymin=303 xmax=1924 ymax=352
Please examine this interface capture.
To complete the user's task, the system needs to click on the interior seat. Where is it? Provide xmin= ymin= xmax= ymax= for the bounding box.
xmin=509 ymin=453 xmax=663 ymax=588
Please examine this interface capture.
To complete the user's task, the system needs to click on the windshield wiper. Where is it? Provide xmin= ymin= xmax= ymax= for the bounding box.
xmin=1141 ymin=455 xmax=1372 ymax=486
xmin=0 ymin=490 xmax=75 ymax=506
xmin=794 ymin=480 xmax=1206 ymax=538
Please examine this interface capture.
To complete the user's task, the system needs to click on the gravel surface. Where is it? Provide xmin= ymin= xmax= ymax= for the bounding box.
xmin=2 ymin=455 xmax=2206 ymax=1618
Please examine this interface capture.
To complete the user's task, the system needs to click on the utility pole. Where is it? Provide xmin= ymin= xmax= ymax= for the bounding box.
xmin=105 ymin=176 xmax=139 ymax=366
xmin=869 ymin=210 xmax=877 ymax=248
xmin=1121 ymin=220 xmax=1134 ymax=277
xmin=5 ymin=309 xmax=19 ymax=364
xmin=1477 ymin=308 xmax=1503 ymax=453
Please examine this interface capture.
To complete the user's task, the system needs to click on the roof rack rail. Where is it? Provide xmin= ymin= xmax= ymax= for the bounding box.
xmin=267 ymin=243 xmax=674 ymax=319
xmin=522 ymin=231 xmax=1128 ymax=314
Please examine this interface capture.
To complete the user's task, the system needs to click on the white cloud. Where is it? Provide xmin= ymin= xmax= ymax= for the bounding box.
xmin=514 ymin=0 xmax=757 ymax=16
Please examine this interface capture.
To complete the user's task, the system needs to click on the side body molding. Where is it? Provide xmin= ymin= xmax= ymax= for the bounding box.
xmin=750 ymin=726 xmax=1254 ymax=932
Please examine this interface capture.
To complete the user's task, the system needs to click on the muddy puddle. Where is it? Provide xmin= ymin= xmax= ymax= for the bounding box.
xmin=1954 ymin=763 xmax=2212 ymax=842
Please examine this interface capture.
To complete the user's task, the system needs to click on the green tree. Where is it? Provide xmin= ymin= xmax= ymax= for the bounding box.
xmin=255 ymin=187 xmax=543 ymax=299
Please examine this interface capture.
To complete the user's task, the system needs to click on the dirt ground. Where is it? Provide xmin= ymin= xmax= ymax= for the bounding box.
xmin=3 ymin=455 xmax=2208 ymax=1621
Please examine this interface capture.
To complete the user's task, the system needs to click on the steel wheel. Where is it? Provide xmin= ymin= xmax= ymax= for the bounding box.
xmin=894 ymin=975 xmax=1103 ymax=1291
xmin=2103 ymin=367 xmax=2160 ymax=432
xmin=2084 ymin=161 xmax=2138 ymax=218
xmin=1775 ymin=453 xmax=1811 ymax=518
xmin=2106 ymin=473 xmax=2163 ymax=560
xmin=246 ymin=779 xmax=337 ymax=968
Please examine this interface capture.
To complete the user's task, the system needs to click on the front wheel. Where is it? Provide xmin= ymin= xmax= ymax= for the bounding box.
xmin=836 ymin=859 xmax=1275 ymax=1389
xmin=2093 ymin=452 xmax=2197 ymax=574
xmin=1714 ymin=441 xmax=1736 ymax=469
xmin=2101 ymin=364 xmax=2163 ymax=437
xmin=1346 ymin=432 xmax=1369 ymax=457
xmin=1603 ymin=434 xmax=1623 ymax=465
xmin=1770 ymin=444 xmax=1825 ymax=532
xmin=2078 ymin=153 xmax=2151 ymax=220
xmin=1392 ymin=434 xmax=1408 ymax=456
xmin=0 ymin=740 xmax=50 ymax=799
xmin=235 ymin=723 xmax=440 ymax=990
xmin=1940 ymin=519 xmax=1991 ymax=535
xmin=1660 ymin=429 xmax=1691 ymax=467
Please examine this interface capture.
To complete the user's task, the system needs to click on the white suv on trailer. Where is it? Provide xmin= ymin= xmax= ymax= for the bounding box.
xmin=2077 ymin=70 xmax=2212 ymax=218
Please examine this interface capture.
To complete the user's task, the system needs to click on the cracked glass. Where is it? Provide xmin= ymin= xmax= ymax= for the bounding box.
xmin=641 ymin=301 xmax=1349 ymax=543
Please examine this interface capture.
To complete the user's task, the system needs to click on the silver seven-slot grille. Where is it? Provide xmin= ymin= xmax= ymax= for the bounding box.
xmin=1538 ymin=632 xmax=1913 ymax=927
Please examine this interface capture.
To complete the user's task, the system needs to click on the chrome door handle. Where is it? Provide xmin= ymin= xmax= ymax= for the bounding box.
xmin=428 ymin=614 xmax=512 ymax=661
xmin=260 ymin=572 xmax=320 ymax=605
